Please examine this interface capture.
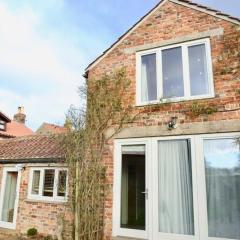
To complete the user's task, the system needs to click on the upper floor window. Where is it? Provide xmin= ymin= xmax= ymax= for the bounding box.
xmin=136 ymin=38 xmax=214 ymax=105
xmin=28 ymin=167 xmax=68 ymax=202
xmin=0 ymin=120 xmax=6 ymax=131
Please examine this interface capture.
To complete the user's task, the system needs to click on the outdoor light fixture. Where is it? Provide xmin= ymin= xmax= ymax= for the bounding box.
xmin=167 ymin=117 xmax=178 ymax=130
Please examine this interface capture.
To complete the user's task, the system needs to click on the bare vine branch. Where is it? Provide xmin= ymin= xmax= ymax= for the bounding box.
xmin=61 ymin=68 xmax=135 ymax=240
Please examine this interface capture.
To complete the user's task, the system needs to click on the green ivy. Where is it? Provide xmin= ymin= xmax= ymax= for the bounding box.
xmin=189 ymin=101 xmax=218 ymax=117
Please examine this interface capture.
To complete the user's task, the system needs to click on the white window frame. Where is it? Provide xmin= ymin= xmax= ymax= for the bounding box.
xmin=113 ymin=132 xmax=240 ymax=240
xmin=136 ymin=38 xmax=215 ymax=106
xmin=28 ymin=167 xmax=68 ymax=202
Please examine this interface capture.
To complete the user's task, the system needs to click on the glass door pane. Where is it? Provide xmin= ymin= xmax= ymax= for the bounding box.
xmin=204 ymin=138 xmax=240 ymax=239
xmin=121 ymin=145 xmax=146 ymax=230
xmin=1 ymin=172 xmax=18 ymax=223
xmin=158 ymin=139 xmax=194 ymax=235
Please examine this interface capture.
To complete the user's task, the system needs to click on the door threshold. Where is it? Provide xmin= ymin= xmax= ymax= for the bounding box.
xmin=113 ymin=237 xmax=147 ymax=240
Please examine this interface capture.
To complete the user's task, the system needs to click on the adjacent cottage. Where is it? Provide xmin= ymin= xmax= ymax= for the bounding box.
xmin=36 ymin=123 xmax=68 ymax=135
xmin=85 ymin=0 xmax=240 ymax=240
xmin=0 ymin=107 xmax=33 ymax=139
xmin=0 ymin=135 xmax=72 ymax=239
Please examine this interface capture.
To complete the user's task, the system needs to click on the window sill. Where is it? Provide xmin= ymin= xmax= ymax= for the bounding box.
xmin=25 ymin=198 xmax=68 ymax=205
xmin=136 ymin=95 xmax=215 ymax=107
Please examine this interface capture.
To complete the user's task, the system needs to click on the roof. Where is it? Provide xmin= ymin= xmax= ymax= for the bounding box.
xmin=85 ymin=0 xmax=240 ymax=72
xmin=0 ymin=120 xmax=34 ymax=138
xmin=0 ymin=135 xmax=64 ymax=163
xmin=36 ymin=123 xmax=68 ymax=135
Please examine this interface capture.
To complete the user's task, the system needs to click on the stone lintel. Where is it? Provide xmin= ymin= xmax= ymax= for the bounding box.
xmin=124 ymin=28 xmax=224 ymax=54
xmin=113 ymin=119 xmax=240 ymax=139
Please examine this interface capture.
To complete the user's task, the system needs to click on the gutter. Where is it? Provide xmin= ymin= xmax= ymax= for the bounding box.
xmin=0 ymin=157 xmax=64 ymax=164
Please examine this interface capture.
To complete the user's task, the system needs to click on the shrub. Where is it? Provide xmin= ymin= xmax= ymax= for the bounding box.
xmin=27 ymin=228 xmax=38 ymax=237
xmin=43 ymin=235 xmax=54 ymax=240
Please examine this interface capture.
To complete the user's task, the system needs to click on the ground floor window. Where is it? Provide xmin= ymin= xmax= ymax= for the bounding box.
xmin=28 ymin=167 xmax=68 ymax=202
xmin=113 ymin=133 xmax=240 ymax=240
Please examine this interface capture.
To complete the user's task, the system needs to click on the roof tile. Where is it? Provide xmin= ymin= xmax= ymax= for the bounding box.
xmin=0 ymin=135 xmax=63 ymax=161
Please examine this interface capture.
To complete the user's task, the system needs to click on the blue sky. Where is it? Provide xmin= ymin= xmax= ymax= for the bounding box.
xmin=0 ymin=0 xmax=239 ymax=130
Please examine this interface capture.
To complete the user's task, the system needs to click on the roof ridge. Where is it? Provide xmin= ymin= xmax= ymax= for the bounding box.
xmin=85 ymin=0 xmax=240 ymax=72
xmin=43 ymin=122 xmax=64 ymax=127
xmin=0 ymin=134 xmax=57 ymax=143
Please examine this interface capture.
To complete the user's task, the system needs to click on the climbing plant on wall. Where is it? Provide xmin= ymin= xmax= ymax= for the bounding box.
xmin=61 ymin=69 xmax=135 ymax=240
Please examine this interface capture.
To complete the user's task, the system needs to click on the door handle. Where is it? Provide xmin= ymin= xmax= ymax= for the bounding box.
xmin=141 ymin=189 xmax=148 ymax=199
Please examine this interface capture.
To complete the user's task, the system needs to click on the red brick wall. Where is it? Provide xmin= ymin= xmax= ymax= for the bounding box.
xmin=0 ymin=164 xmax=73 ymax=239
xmin=87 ymin=1 xmax=240 ymax=239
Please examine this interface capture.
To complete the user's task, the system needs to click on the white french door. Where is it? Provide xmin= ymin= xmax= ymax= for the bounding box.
xmin=113 ymin=139 xmax=152 ymax=239
xmin=113 ymin=132 xmax=240 ymax=240
xmin=152 ymin=136 xmax=200 ymax=240
xmin=196 ymin=135 xmax=240 ymax=240
xmin=0 ymin=167 xmax=21 ymax=229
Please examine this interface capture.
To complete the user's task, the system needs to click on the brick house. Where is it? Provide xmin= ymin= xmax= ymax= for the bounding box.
xmin=85 ymin=0 xmax=240 ymax=240
xmin=0 ymin=135 xmax=72 ymax=239
xmin=0 ymin=108 xmax=33 ymax=139
xmin=36 ymin=123 xmax=68 ymax=135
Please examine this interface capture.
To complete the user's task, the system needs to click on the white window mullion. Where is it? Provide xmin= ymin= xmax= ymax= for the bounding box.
xmin=205 ymin=39 xmax=214 ymax=97
xmin=28 ymin=169 xmax=34 ymax=198
xmin=151 ymin=138 xmax=159 ymax=240
xmin=191 ymin=136 xmax=201 ymax=239
xmin=53 ymin=169 xmax=58 ymax=199
xmin=156 ymin=49 xmax=163 ymax=101
xmin=136 ymin=53 xmax=142 ymax=105
xmin=39 ymin=169 xmax=44 ymax=197
xmin=194 ymin=136 xmax=209 ymax=240
xmin=182 ymin=44 xmax=191 ymax=98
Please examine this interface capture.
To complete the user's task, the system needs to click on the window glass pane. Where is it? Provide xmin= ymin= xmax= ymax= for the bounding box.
xmin=189 ymin=44 xmax=209 ymax=96
xmin=162 ymin=47 xmax=184 ymax=98
xmin=121 ymin=145 xmax=146 ymax=230
xmin=31 ymin=170 xmax=40 ymax=195
xmin=141 ymin=54 xmax=157 ymax=102
xmin=43 ymin=169 xmax=55 ymax=197
xmin=1 ymin=172 xmax=18 ymax=223
xmin=158 ymin=140 xmax=194 ymax=235
xmin=0 ymin=120 xmax=5 ymax=130
xmin=204 ymin=138 xmax=240 ymax=239
xmin=57 ymin=170 xmax=67 ymax=197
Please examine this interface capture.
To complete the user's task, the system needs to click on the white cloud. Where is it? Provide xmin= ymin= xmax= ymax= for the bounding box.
xmin=0 ymin=2 xmax=84 ymax=130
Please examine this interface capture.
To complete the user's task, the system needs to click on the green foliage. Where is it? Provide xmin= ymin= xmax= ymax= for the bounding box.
xmin=189 ymin=101 xmax=218 ymax=117
xmin=62 ymin=68 xmax=135 ymax=240
xmin=220 ymin=67 xmax=234 ymax=75
xmin=27 ymin=228 xmax=38 ymax=237
xmin=236 ymin=89 xmax=240 ymax=94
